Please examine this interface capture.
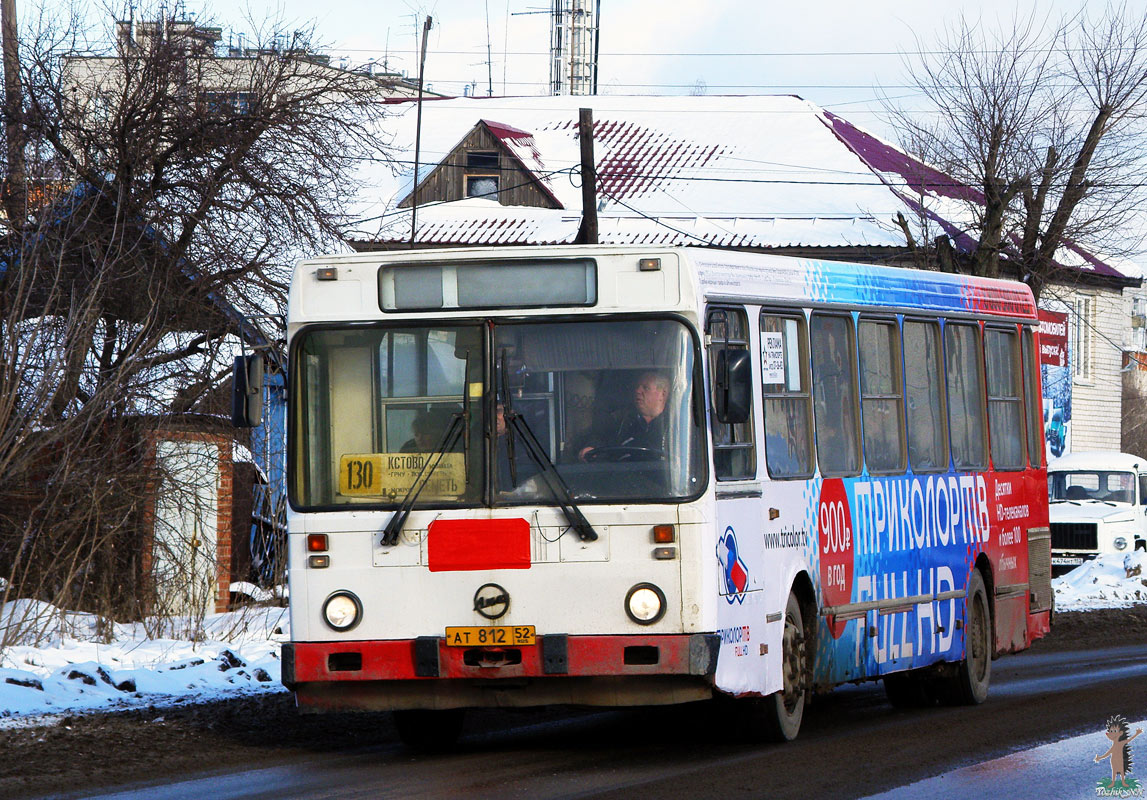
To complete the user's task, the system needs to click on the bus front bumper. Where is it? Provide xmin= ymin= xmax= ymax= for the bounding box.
xmin=282 ymin=633 xmax=720 ymax=711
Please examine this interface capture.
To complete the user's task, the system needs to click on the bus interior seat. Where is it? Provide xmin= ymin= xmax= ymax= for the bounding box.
xmin=1065 ymin=485 xmax=1090 ymax=500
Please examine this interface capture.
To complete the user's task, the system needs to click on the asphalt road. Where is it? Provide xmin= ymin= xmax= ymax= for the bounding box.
xmin=51 ymin=642 xmax=1147 ymax=800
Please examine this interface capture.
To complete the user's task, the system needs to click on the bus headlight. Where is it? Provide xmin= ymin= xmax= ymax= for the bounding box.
xmin=1114 ymin=537 xmax=1128 ymax=551
xmin=625 ymin=583 xmax=666 ymax=625
xmin=322 ymin=591 xmax=362 ymax=632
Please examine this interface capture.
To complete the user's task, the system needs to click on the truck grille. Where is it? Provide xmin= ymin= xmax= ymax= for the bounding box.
xmin=1050 ymin=522 xmax=1098 ymax=551
xmin=1027 ymin=527 xmax=1053 ymax=613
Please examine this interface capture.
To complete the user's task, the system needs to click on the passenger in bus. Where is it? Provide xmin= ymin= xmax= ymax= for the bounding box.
xmin=578 ymin=371 xmax=670 ymax=461
xmin=401 ymin=409 xmax=441 ymax=453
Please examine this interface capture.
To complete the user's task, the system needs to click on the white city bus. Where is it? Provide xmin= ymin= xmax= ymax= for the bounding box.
xmin=257 ymin=245 xmax=1052 ymax=747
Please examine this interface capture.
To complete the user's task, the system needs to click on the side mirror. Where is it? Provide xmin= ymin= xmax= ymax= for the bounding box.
xmin=715 ymin=349 xmax=752 ymax=424
xmin=231 ymin=354 xmax=265 ymax=428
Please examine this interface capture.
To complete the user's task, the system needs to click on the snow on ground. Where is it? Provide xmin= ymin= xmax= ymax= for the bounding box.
xmin=0 ymin=553 xmax=1142 ymax=725
xmin=0 ymin=600 xmax=288 ymax=727
xmin=1053 ymin=551 xmax=1147 ymax=611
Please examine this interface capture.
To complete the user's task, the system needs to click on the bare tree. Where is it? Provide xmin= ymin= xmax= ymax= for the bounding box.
xmin=0 ymin=3 xmax=392 ymax=634
xmin=887 ymin=4 xmax=1147 ymax=300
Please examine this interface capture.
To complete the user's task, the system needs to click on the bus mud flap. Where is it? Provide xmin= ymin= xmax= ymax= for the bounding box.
xmin=542 ymin=634 xmax=569 ymax=674
xmin=414 ymin=636 xmax=441 ymax=677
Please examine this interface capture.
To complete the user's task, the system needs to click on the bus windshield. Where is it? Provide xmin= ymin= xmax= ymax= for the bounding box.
xmin=291 ymin=317 xmax=705 ymax=509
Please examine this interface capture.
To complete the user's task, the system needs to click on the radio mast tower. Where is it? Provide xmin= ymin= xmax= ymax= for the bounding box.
xmin=549 ymin=0 xmax=599 ymax=95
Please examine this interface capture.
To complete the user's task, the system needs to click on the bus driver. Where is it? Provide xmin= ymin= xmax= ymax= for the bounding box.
xmin=579 ymin=371 xmax=670 ymax=461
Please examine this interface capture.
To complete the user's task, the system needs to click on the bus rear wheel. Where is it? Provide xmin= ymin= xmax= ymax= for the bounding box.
xmin=761 ymin=591 xmax=806 ymax=742
xmin=393 ymin=708 xmax=465 ymax=751
xmin=945 ymin=569 xmax=991 ymax=705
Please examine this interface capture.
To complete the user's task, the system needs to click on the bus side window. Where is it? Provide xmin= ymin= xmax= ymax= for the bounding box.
xmin=985 ymin=327 xmax=1025 ymax=471
xmin=858 ymin=318 xmax=906 ymax=474
xmin=707 ymin=307 xmax=756 ymax=480
xmin=903 ymin=319 xmax=948 ymax=472
xmin=1021 ymin=328 xmax=1043 ymax=468
xmin=944 ymin=322 xmax=988 ymax=470
xmin=811 ymin=313 xmax=861 ymax=476
xmin=760 ymin=312 xmax=814 ymax=479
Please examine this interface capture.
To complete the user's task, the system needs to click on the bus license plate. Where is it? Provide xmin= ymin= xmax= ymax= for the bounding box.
xmin=1051 ymin=556 xmax=1085 ymax=566
xmin=444 ymin=626 xmax=535 ymax=647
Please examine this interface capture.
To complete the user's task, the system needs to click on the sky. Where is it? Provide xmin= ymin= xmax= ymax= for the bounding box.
xmin=247 ymin=0 xmax=1112 ymax=134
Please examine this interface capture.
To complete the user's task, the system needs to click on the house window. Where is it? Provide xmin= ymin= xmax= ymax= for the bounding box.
xmin=1072 ymin=296 xmax=1092 ymax=380
xmin=465 ymin=176 xmax=500 ymax=199
xmin=466 ymin=151 xmax=499 ymax=170
xmin=465 ymin=150 xmax=500 ymax=200
xmin=202 ymin=91 xmax=252 ymax=114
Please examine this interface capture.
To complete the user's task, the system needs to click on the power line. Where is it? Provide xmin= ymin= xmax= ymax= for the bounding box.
xmin=366 ymin=158 xmax=1147 ymax=191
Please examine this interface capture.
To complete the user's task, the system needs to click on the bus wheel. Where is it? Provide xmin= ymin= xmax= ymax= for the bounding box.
xmin=393 ymin=708 xmax=465 ymax=751
xmin=762 ymin=592 xmax=806 ymax=742
xmin=947 ymin=569 xmax=991 ymax=705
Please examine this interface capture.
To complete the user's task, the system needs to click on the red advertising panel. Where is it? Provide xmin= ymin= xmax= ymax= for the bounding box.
xmin=1038 ymin=309 xmax=1068 ymax=367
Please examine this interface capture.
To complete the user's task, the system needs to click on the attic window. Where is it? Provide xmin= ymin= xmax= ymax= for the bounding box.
xmin=466 ymin=175 xmax=500 ymax=200
xmin=465 ymin=150 xmax=501 ymax=201
xmin=466 ymin=151 xmax=499 ymax=170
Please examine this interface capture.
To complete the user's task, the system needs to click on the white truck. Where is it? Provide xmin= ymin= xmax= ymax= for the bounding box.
xmin=1047 ymin=451 xmax=1147 ymax=573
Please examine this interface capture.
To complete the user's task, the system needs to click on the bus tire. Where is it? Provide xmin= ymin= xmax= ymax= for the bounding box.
xmin=948 ymin=569 xmax=991 ymax=705
xmin=393 ymin=708 xmax=465 ymax=751
xmin=762 ymin=591 xmax=806 ymax=742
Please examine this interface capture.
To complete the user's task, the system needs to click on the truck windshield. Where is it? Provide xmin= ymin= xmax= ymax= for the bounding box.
xmin=290 ymin=317 xmax=705 ymax=509
xmin=1048 ymin=470 xmax=1135 ymax=504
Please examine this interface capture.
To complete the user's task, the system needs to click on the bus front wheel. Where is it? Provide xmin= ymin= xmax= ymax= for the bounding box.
xmin=762 ymin=591 xmax=807 ymax=742
xmin=947 ymin=569 xmax=991 ymax=705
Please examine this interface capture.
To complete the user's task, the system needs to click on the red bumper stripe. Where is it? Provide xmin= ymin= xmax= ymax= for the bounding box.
xmin=288 ymin=634 xmax=704 ymax=682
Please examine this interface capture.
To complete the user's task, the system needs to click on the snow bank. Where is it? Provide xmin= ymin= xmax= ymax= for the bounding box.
xmin=0 ymin=552 xmax=1144 ymax=724
xmin=1053 ymin=552 xmax=1147 ymax=611
xmin=0 ymin=602 xmax=289 ymax=726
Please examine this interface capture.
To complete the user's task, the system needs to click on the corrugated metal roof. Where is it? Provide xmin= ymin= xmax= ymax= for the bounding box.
xmin=345 ymin=96 xmax=1136 ymax=281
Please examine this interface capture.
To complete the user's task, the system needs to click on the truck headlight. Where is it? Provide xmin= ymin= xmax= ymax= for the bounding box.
xmin=1114 ymin=537 xmax=1128 ymax=551
xmin=322 ymin=591 xmax=362 ymax=631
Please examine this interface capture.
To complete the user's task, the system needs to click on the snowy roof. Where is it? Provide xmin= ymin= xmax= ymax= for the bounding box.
xmin=348 ymin=95 xmax=914 ymax=251
xmin=344 ymin=95 xmax=1137 ymax=284
xmin=1049 ymin=452 xmax=1147 ymax=472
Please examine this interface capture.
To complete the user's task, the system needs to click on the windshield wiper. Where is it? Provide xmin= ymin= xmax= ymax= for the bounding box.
xmin=381 ymin=353 xmax=472 ymax=547
xmin=500 ymin=350 xmax=597 ymax=542
xmin=380 ymin=412 xmax=464 ymax=547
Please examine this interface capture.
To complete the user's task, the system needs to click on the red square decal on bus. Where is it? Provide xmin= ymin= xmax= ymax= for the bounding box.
xmin=427 ymin=518 xmax=531 ymax=572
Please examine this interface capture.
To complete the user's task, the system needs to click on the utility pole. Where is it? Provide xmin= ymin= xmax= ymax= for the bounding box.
xmin=410 ymin=15 xmax=432 ymax=247
xmin=484 ymin=0 xmax=493 ymax=96
xmin=2 ymin=0 xmax=24 ymax=226
xmin=575 ymin=107 xmax=598 ymax=244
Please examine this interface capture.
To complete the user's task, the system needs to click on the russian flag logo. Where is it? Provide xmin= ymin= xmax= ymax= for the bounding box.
xmin=718 ymin=527 xmax=749 ymax=603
